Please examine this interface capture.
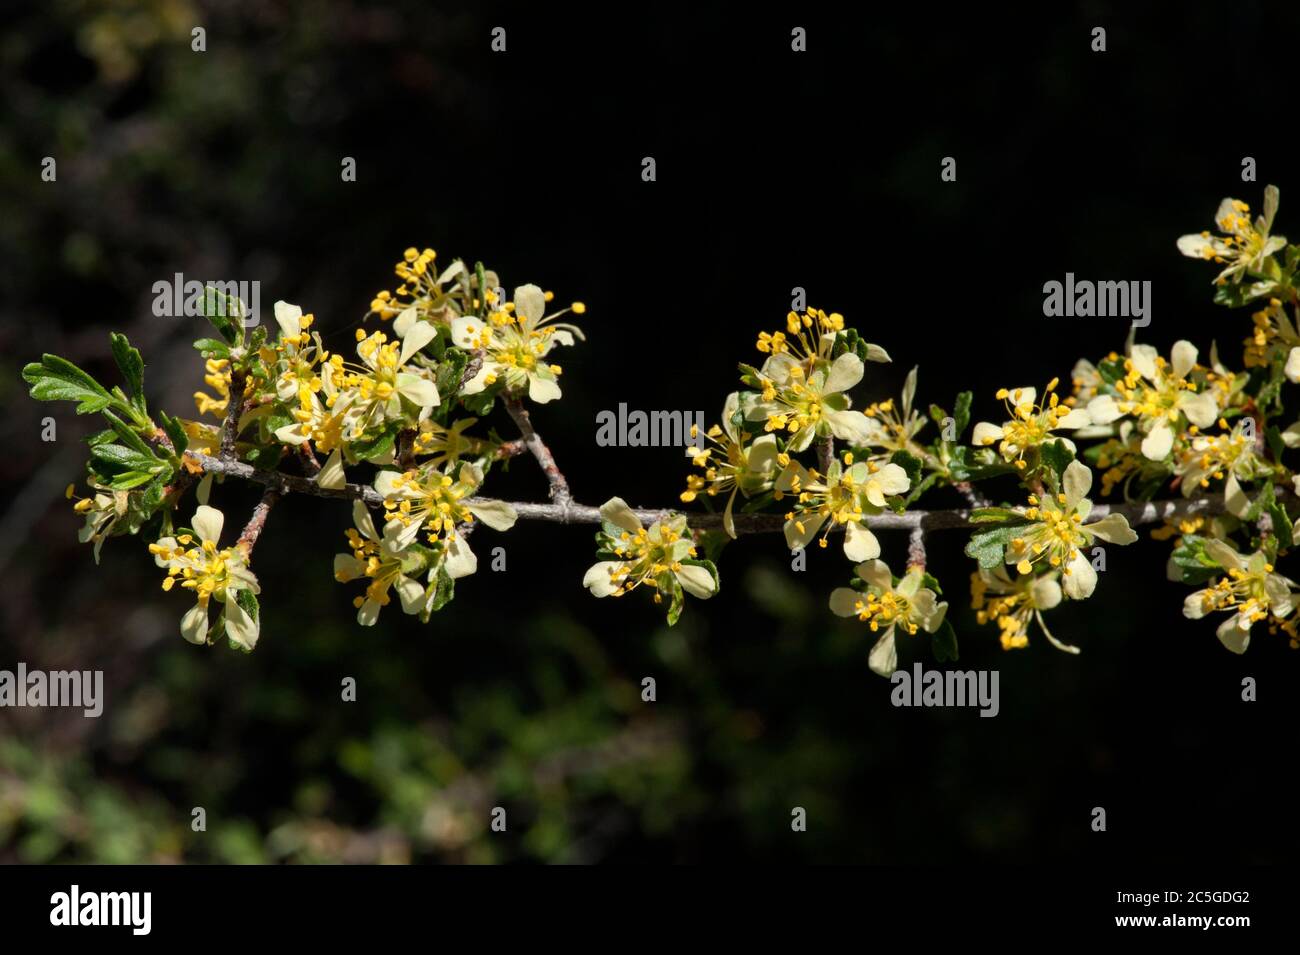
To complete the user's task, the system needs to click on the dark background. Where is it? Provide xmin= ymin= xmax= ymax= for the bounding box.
xmin=1 ymin=1 xmax=1297 ymax=863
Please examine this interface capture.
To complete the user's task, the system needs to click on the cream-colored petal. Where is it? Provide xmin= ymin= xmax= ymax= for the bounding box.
xmin=972 ymin=421 xmax=1005 ymax=446
xmin=1129 ymin=344 xmax=1158 ymax=381
xmin=442 ymin=530 xmax=478 ymax=579
xmin=180 ymin=603 xmax=209 ymax=645
xmin=352 ymin=500 xmax=379 ymax=541
xmin=599 ymin=497 xmax=643 ymax=533
xmin=854 ymin=559 xmax=894 ymax=590
xmin=867 ymin=627 xmax=898 ymax=677
xmin=829 ymin=586 xmax=862 ymax=617
xmin=1062 ymin=552 xmax=1098 ymax=599
xmin=273 ymin=300 xmax=302 ymax=339
xmin=1086 ymin=395 xmax=1123 ymax=425
xmin=333 ymin=553 xmax=366 ymax=582
xmin=1032 ymin=576 xmax=1063 ymax=610
xmin=225 ymin=598 xmax=259 ymax=651
xmin=398 ymin=320 xmax=436 ymax=364
xmin=357 ymin=598 xmax=381 ymax=627
xmin=842 ymin=521 xmax=880 ymax=562
xmin=316 ymin=448 xmax=346 ymax=490
xmin=527 ymin=372 xmax=562 ymax=404
xmin=513 ymin=284 xmax=546 ymax=325
xmin=1140 ymin=422 xmax=1174 ymax=460
xmin=1179 ymin=390 xmax=1219 ymax=428
xmin=1063 ymin=459 xmax=1092 ymax=507
xmin=783 ymin=511 xmax=827 ymax=551
xmin=396 ymin=575 xmax=426 ymax=614
xmin=823 ymin=353 xmax=864 ymax=395
xmin=1085 ymin=513 xmax=1137 ymax=545
xmin=467 ymin=499 xmax=517 ymax=531
xmin=192 ymin=505 xmax=225 ymax=545
xmin=397 ymin=373 xmax=440 ymax=410
xmin=1170 ymin=340 xmax=1198 ymax=380
xmin=675 ymin=563 xmax=717 ymax=599
xmin=1216 ymin=615 xmax=1250 ymax=654
xmin=583 ymin=560 xmax=623 ymax=598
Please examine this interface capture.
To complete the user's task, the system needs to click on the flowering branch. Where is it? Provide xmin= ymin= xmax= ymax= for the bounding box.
xmin=189 ymin=450 xmax=1225 ymax=534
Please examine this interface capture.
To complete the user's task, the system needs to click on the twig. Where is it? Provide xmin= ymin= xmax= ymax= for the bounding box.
xmin=237 ymin=486 xmax=282 ymax=553
xmin=188 ymin=451 xmax=1225 ymax=535
xmin=504 ymin=394 xmax=572 ymax=507
xmin=907 ymin=525 xmax=927 ymax=571
xmin=954 ymin=480 xmax=992 ymax=509
xmin=816 ymin=435 xmax=834 ymax=474
xmin=219 ymin=370 xmax=247 ymax=460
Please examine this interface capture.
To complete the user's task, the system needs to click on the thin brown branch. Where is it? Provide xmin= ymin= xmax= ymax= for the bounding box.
xmin=504 ymin=394 xmax=572 ymax=506
xmin=219 ymin=369 xmax=247 ymax=460
xmin=816 ymin=435 xmax=834 ymax=475
xmin=237 ymin=485 xmax=282 ymax=553
xmin=188 ymin=451 xmax=1225 ymax=536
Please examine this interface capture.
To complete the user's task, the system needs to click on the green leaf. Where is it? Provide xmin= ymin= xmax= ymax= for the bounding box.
xmin=1039 ymin=438 xmax=1075 ymax=478
xmin=107 ymin=470 xmax=155 ymax=490
xmin=1169 ymin=534 xmax=1222 ymax=585
xmin=426 ymin=564 xmax=456 ymax=615
xmin=889 ymin=449 xmax=923 ymax=485
xmin=193 ymin=338 xmax=232 ymax=360
xmin=92 ymin=443 xmax=161 ymax=471
xmin=952 ymin=391 xmax=972 ymax=437
xmin=665 ymin=578 xmax=685 ymax=627
xmin=928 ymin=403 xmax=949 ymax=426
xmin=1267 ymin=501 xmax=1293 ymax=550
xmin=349 ymin=425 xmax=399 ymax=462
xmin=968 ymin=506 xmax=1023 ymax=524
xmin=159 ymin=411 xmax=189 ymax=456
xmin=102 ymin=409 xmax=158 ymax=460
xmin=931 ymin=619 xmax=959 ymax=662
xmin=109 ymin=333 xmax=145 ymax=405
xmin=964 ymin=524 xmax=1027 ymax=569
xmin=202 ymin=286 xmax=245 ymax=345
xmin=22 ymin=354 xmax=117 ymax=414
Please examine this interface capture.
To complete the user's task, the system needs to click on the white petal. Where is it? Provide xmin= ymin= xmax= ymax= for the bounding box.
xmin=1062 ymin=552 xmax=1098 ymax=599
xmin=225 ymin=597 xmax=259 ymax=651
xmin=442 ymin=530 xmax=478 ymax=579
xmin=1170 ymin=340 xmax=1198 ymax=380
xmin=192 ymin=505 xmax=225 ymax=545
xmin=1063 ymin=460 xmax=1093 ymax=506
xmin=972 ymin=421 xmax=1005 ymax=447
xmin=599 ymin=497 xmax=643 ymax=533
xmin=1031 ymin=576 xmax=1063 ymax=610
xmin=396 ymin=575 xmax=426 ymax=614
xmin=316 ymin=448 xmax=346 ymax=490
xmin=1140 ymin=422 xmax=1174 ymax=460
xmin=333 ymin=553 xmax=366 ymax=582
xmin=823 ymin=353 xmax=864 ymax=395
xmin=1130 ymin=344 xmax=1158 ymax=381
xmin=867 ymin=627 xmax=898 ymax=677
xmin=180 ymin=603 xmax=209 ymax=644
xmin=513 ymin=284 xmax=546 ymax=324
xmin=829 ymin=587 xmax=862 ymax=617
xmin=467 ymin=499 xmax=517 ymax=531
xmin=1086 ymin=395 xmax=1122 ymax=425
xmin=1179 ymin=390 xmax=1219 ymax=428
xmin=1286 ymin=347 xmax=1300 ymax=384
xmin=783 ymin=511 xmax=827 ymax=551
xmin=583 ymin=561 xmax=622 ymax=597
xmin=855 ymin=559 xmax=895 ymax=590
xmin=397 ymin=373 xmax=440 ymax=410
xmin=675 ymin=563 xmax=716 ymax=599
xmin=1085 ymin=513 xmax=1137 ymax=545
xmin=399 ymin=320 xmax=437 ymax=365
xmin=357 ymin=599 xmax=381 ymax=626
xmin=843 ymin=522 xmax=880 ymax=561
xmin=527 ymin=372 xmax=562 ymax=404
xmin=273 ymin=301 xmax=302 ymax=339
xmin=1216 ymin=615 xmax=1250 ymax=654
xmin=352 ymin=500 xmax=379 ymax=541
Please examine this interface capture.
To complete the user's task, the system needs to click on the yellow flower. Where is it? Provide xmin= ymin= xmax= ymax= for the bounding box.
xmin=1177 ymin=186 xmax=1286 ymax=286
xmin=828 ymin=559 xmax=947 ymax=676
xmin=149 ymin=505 xmax=260 ymax=649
